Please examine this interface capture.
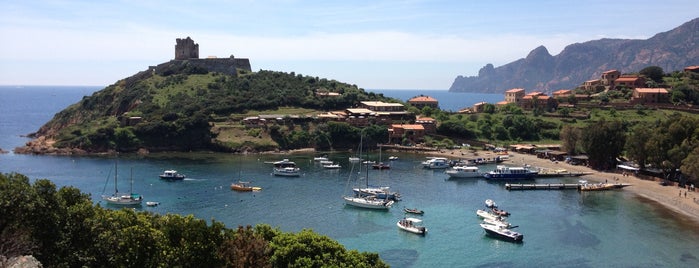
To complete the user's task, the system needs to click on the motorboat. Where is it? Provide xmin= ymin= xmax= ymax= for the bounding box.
xmin=483 ymin=165 xmax=538 ymax=180
xmin=445 ymin=166 xmax=480 ymax=178
xmin=319 ymin=160 xmax=334 ymax=165
xmin=491 ymin=207 xmax=510 ymax=216
xmin=476 ymin=209 xmax=504 ymax=221
xmin=388 ymin=156 xmax=398 ymax=161
xmin=146 ymin=201 xmax=160 ymax=207
xmin=348 ymin=157 xmax=361 ymax=163
xmin=482 ymin=217 xmax=513 ymax=229
xmin=404 ymin=207 xmax=424 ymax=215
xmin=231 ymin=181 xmax=261 ymax=192
xmin=272 ymin=159 xmax=300 ymax=177
xmin=422 ymin=157 xmax=450 ymax=169
xmin=322 ymin=162 xmax=341 ymax=169
xmin=343 ymin=196 xmax=394 ymax=210
xmin=159 ymin=169 xmax=186 ymax=180
xmin=480 ymin=223 xmax=523 ymax=242
xmin=372 ymin=162 xmax=390 ymax=170
xmin=313 ymin=156 xmax=329 ymax=162
xmin=397 ymin=217 xmax=427 ymax=235
xmin=485 ymin=199 xmax=497 ymax=208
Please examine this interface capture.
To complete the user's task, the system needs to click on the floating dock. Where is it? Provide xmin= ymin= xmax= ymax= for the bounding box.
xmin=505 ymin=183 xmax=581 ymax=190
xmin=505 ymin=183 xmax=631 ymax=191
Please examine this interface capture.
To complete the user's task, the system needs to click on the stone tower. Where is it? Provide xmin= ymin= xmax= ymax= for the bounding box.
xmin=175 ymin=37 xmax=199 ymax=60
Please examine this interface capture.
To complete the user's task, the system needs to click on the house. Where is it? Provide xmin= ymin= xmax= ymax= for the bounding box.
xmin=472 ymin=102 xmax=489 ymax=113
xmin=631 ymin=88 xmax=669 ymax=104
xmin=520 ymin=92 xmax=556 ymax=110
xmin=358 ymin=101 xmax=412 ymax=125
xmin=388 ymin=124 xmax=426 ymax=145
xmin=582 ymin=79 xmax=602 ymax=91
xmin=684 ymin=66 xmax=699 ymax=73
xmin=552 ymin=89 xmax=571 ymax=98
xmin=614 ymin=75 xmax=646 ymax=89
xmin=504 ymin=88 xmax=525 ymax=104
xmin=415 ymin=117 xmax=436 ymax=133
xmin=408 ymin=95 xmax=439 ymax=109
xmin=601 ymin=70 xmax=621 ymax=86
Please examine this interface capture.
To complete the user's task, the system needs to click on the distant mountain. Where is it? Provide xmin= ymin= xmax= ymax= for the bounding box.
xmin=449 ymin=17 xmax=699 ymax=93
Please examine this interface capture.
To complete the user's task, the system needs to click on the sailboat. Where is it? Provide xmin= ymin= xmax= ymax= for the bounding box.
xmin=343 ymin=134 xmax=394 ymax=210
xmin=372 ymin=144 xmax=390 ymax=170
xmin=102 ymin=160 xmax=143 ymax=206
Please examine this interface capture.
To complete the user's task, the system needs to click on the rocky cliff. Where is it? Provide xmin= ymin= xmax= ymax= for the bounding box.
xmin=449 ymin=17 xmax=699 ymax=93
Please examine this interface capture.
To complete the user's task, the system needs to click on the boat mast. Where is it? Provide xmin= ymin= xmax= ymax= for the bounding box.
xmin=114 ymin=159 xmax=118 ymax=194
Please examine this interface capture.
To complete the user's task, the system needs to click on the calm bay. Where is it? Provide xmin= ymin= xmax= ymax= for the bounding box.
xmin=1 ymin=86 xmax=698 ymax=267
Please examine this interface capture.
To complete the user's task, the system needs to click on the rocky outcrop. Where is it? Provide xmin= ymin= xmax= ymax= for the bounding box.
xmin=450 ymin=17 xmax=699 ymax=93
xmin=2 ymin=255 xmax=42 ymax=268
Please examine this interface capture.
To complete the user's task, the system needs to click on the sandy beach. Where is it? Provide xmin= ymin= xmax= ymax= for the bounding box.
xmin=425 ymin=149 xmax=699 ymax=224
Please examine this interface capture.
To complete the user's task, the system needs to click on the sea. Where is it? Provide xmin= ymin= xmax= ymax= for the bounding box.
xmin=1 ymin=86 xmax=699 ymax=267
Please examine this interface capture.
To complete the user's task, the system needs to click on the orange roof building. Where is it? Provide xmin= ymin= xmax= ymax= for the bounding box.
xmin=631 ymin=88 xmax=669 ymax=104
xmin=408 ymin=95 xmax=439 ymax=109
xmin=504 ymin=88 xmax=525 ymax=104
xmin=388 ymin=124 xmax=426 ymax=144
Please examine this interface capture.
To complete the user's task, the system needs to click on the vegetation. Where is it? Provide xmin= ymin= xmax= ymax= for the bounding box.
xmin=0 ymin=172 xmax=388 ymax=267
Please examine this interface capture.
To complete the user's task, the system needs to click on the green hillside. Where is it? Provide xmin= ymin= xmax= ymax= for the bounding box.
xmin=32 ymin=68 xmax=396 ymax=153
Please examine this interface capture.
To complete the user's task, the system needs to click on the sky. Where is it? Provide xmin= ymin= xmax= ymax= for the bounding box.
xmin=1 ymin=1 xmax=698 ymax=90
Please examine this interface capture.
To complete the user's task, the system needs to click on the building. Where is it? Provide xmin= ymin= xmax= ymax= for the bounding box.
xmin=582 ymin=79 xmax=602 ymax=91
xmin=601 ymin=70 xmax=621 ymax=87
xmin=415 ymin=117 xmax=436 ymax=133
xmin=408 ymin=95 xmax=439 ymax=109
xmin=175 ymin=37 xmax=199 ymax=60
xmin=552 ymin=89 xmax=572 ymax=101
xmin=684 ymin=66 xmax=699 ymax=73
xmin=614 ymin=75 xmax=646 ymax=89
xmin=504 ymin=88 xmax=525 ymax=104
xmin=631 ymin=88 xmax=669 ymax=104
xmin=472 ymin=102 xmax=488 ymax=113
xmin=521 ymin=92 xmax=555 ymax=110
xmin=388 ymin=124 xmax=426 ymax=145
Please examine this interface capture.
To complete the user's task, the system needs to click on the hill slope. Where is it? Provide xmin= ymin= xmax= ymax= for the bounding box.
xmin=19 ymin=64 xmax=393 ymax=154
xmin=449 ymin=17 xmax=699 ymax=93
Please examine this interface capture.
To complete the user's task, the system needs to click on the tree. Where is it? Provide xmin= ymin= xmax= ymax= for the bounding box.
xmin=639 ymin=66 xmax=664 ymax=83
xmin=625 ymin=122 xmax=654 ymax=169
xmin=580 ymin=120 xmax=626 ymax=170
xmin=559 ymin=125 xmax=580 ymax=155
xmin=681 ymin=146 xmax=699 ymax=181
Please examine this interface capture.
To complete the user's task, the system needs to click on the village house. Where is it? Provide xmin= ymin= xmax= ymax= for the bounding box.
xmin=614 ymin=75 xmax=646 ymax=89
xmin=408 ymin=95 xmax=439 ymax=109
xmin=359 ymin=101 xmax=412 ymax=124
xmin=685 ymin=66 xmax=699 ymax=73
xmin=472 ymin=101 xmax=488 ymax=113
xmin=504 ymin=88 xmax=525 ymax=104
xmin=552 ymin=89 xmax=572 ymax=101
xmin=582 ymin=79 xmax=602 ymax=91
xmin=520 ymin=92 xmax=556 ymax=110
xmin=388 ymin=124 xmax=425 ymax=145
xmin=601 ymin=70 xmax=621 ymax=87
xmin=630 ymin=88 xmax=669 ymax=104
xmin=415 ymin=117 xmax=436 ymax=133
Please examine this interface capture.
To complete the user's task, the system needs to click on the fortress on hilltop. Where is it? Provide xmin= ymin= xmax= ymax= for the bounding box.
xmin=148 ymin=37 xmax=251 ymax=77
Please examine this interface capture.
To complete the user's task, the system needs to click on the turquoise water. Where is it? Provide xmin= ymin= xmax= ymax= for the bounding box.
xmin=1 ymin=86 xmax=699 ymax=267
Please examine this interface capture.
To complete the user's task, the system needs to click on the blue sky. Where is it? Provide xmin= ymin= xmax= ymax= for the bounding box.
xmin=1 ymin=1 xmax=697 ymax=89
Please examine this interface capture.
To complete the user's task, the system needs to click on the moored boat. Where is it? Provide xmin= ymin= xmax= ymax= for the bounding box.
xmin=404 ymin=207 xmax=424 ymax=215
xmin=272 ymin=159 xmax=300 ymax=177
xmin=372 ymin=162 xmax=390 ymax=170
xmin=480 ymin=223 xmax=523 ymax=242
xmin=485 ymin=199 xmax=497 ymax=208
xmin=482 ymin=217 xmax=513 ymax=229
xmin=343 ymin=196 xmax=394 ymax=210
xmin=483 ymin=165 xmax=538 ymax=180
xmin=476 ymin=209 xmax=503 ymax=221
xmin=445 ymin=165 xmax=481 ymax=178
xmin=102 ymin=164 xmax=143 ymax=206
xmin=397 ymin=217 xmax=427 ymax=235
xmin=422 ymin=157 xmax=450 ymax=169
xmin=322 ymin=162 xmax=341 ymax=169
xmin=146 ymin=201 xmax=160 ymax=207
xmin=231 ymin=181 xmax=262 ymax=192
xmin=159 ymin=169 xmax=186 ymax=180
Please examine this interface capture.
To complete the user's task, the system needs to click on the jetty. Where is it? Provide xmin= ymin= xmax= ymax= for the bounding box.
xmin=505 ymin=183 xmax=631 ymax=191
xmin=533 ymin=168 xmax=593 ymax=178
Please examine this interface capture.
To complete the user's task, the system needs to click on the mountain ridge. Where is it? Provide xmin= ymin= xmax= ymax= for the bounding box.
xmin=449 ymin=17 xmax=699 ymax=93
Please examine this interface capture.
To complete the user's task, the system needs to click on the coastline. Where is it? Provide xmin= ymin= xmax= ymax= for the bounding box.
xmin=422 ymin=148 xmax=699 ymax=224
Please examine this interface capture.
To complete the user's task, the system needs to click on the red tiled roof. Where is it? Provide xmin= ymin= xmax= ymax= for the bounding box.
xmin=416 ymin=117 xmax=434 ymax=121
xmin=616 ymin=77 xmax=642 ymax=82
xmin=505 ymin=88 xmax=524 ymax=93
xmin=553 ymin=89 xmax=571 ymax=95
xmin=635 ymin=88 xmax=668 ymax=94
xmin=390 ymin=124 xmax=425 ymax=130
xmin=525 ymin=91 xmax=544 ymax=96
xmin=408 ymin=96 xmax=438 ymax=102
xmin=496 ymin=101 xmax=509 ymax=105
xmin=684 ymin=66 xmax=699 ymax=71
xmin=603 ymin=69 xmax=619 ymax=74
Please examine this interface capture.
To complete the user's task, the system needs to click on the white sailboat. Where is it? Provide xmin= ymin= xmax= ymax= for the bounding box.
xmin=343 ymin=134 xmax=393 ymax=210
xmin=102 ymin=161 xmax=143 ymax=206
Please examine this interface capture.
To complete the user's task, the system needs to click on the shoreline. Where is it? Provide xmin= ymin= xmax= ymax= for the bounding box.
xmin=422 ymin=148 xmax=699 ymax=224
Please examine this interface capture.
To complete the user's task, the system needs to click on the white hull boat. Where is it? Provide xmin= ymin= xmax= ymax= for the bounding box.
xmin=480 ymin=223 xmax=523 ymax=242
xmin=343 ymin=196 xmax=393 ymax=210
xmin=445 ymin=166 xmax=480 ymax=178
xmin=397 ymin=217 xmax=427 ymax=235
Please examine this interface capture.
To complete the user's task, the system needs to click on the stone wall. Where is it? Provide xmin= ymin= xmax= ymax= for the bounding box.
xmin=153 ymin=57 xmax=251 ymax=76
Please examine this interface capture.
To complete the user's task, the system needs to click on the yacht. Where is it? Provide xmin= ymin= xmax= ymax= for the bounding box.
xmin=272 ymin=159 xmax=300 ymax=177
xmin=483 ymin=165 xmax=538 ymax=180
xmin=445 ymin=166 xmax=480 ymax=178
xmin=422 ymin=157 xmax=450 ymax=169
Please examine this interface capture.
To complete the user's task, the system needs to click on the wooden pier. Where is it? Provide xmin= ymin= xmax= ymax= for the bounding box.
xmin=505 ymin=183 xmax=581 ymax=190
xmin=505 ymin=183 xmax=631 ymax=191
